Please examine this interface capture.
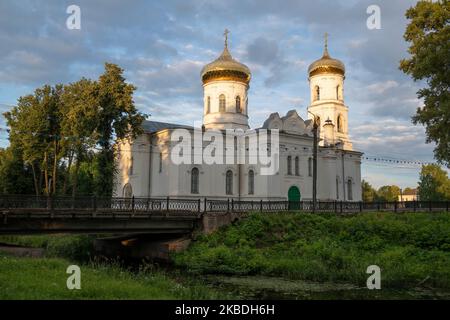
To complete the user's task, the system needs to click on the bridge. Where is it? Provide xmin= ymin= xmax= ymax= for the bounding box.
xmin=0 ymin=196 xmax=205 ymax=235
xmin=1 ymin=195 xmax=448 ymax=235
xmin=1 ymin=195 xmax=447 ymax=259
xmin=0 ymin=195 xmax=247 ymax=259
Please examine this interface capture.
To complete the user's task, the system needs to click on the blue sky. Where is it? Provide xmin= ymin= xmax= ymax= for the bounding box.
xmin=0 ymin=0 xmax=444 ymax=188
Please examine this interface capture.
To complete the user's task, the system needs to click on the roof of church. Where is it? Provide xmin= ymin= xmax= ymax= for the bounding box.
xmin=200 ymin=30 xmax=251 ymax=85
xmin=308 ymin=34 xmax=345 ymax=77
xmin=142 ymin=120 xmax=193 ymax=133
xmin=201 ymin=46 xmax=251 ymax=79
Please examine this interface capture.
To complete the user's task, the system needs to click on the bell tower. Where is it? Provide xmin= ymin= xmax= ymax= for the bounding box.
xmin=307 ymin=33 xmax=352 ymax=150
xmin=201 ymin=30 xmax=251 ymax=130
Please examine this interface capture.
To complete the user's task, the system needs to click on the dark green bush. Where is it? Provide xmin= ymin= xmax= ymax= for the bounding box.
xmin=174 ymin=212 xmax=450 ymax=289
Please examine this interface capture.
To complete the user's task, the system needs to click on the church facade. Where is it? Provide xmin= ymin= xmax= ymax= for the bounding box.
xmin=114 ymin=34 xmax=362 ymax=202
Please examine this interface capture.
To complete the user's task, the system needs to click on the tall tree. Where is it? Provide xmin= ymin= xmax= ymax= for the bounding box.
xmin=418 ymin=164 xmax=450 ymax=201
xmin=4 ymin=85 xmax=64 ymax=195
xmin=400 ymin=0 xmax=450 ymax=166
xmin=61 ymin=78 xmax=98 ymax=196
xmin=94 ymin=63 xmax=145 ymax=196
xmin=1 ymin=63 xmax=144 ymax=196
xmin=361 ymin=179 xmax=377 ymax=202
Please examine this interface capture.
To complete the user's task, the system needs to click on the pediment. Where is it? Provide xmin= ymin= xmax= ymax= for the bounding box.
xmin=262 ymin=112 xmax=283 ymax=130
xmin=261 ymin=109 xmax=313 ymax=136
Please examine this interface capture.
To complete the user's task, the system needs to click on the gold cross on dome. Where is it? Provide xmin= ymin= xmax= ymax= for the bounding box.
xmin=324 ymin=32 xmax=328 ymax=50
xmin=224 ymin=28 xmax=230 ymax=47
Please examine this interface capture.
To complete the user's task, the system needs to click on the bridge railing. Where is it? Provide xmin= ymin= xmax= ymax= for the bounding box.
xmin=0 ymin=195 xmax=203 ymax=214
xmin=0 ymin=195 xmax=448 ymax=215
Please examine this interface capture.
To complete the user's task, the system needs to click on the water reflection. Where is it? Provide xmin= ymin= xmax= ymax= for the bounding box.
xmin=203 ymin=275 xmax=450 ymax=300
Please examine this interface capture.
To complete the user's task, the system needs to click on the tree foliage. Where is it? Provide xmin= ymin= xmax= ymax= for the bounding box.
xmin=4 ymin=85 xmax=64 ymax=195
xmin=400 ymin=0 xmax=450 ymax=166
xmin=376 ymin=185 xmax=401 ymax=202
xmin=418 ymin=164 xmax=450 ymax=201
xmin=94 ymin=63 xmax=145 ymax=196
xmin=0 ymin=63 xmax=145 ymax=196
xmin=361 ymin=179 xmax=377 ymax=202
xmin=0 ymin=147 xmax=34 ymax=194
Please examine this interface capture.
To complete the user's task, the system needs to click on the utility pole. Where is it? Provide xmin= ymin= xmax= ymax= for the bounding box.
xmin=308 ymin=111 xmax=319 ymax=213
xmin=312 ymin=117 xmax=318 ymax=213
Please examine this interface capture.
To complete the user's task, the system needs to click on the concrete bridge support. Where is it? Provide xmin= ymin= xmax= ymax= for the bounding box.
xmin=200 ymin=212 xmax=248 ymax=234
xmin=92 ymin=212 xmax=247 ymax=260
xmin=93 ymin=235 xmax=192 ymax=261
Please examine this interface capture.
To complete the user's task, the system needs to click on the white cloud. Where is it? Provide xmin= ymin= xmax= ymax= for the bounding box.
xmin=366 ymin=80 xmax=399 ymax=94
xmin=0 ymin=0 xmax=436 ymax=188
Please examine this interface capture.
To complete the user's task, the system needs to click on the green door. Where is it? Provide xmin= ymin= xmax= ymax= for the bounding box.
xmin=288 ymin=186 xmax=301 ymax=210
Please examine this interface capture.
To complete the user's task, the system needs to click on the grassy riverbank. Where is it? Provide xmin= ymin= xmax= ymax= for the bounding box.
xmin=1 ymin=211 xmax=449 ymax=299
xmin=0 ymin=234 xmax=94 ymax=261
xmin=0 ymin=252 xmax=227 ymax=299
xmin=0 ymin=235 xmax=228 ymax=299
xmin=174 ymin=212 xmax=450 ymax=289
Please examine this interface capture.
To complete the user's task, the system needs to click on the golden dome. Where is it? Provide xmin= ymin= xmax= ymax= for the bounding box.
xmin=201 ymin=30 xmax=251 ymax=85
xmin=308 ymin=34 xmax=345 ymax=77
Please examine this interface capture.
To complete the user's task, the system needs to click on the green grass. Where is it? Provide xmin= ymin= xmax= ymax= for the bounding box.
xmin=2 ymin=211 xmax=449 ymax=298
xmin=0 ymin=234 xmax=95 ymax=262
xmin=0 ymin=234 xmax=228 ymax=299
xmin=0 ymin=253 xmax=228 ymax=299
xmin=173 ymin=212 xmax=450 ymax=289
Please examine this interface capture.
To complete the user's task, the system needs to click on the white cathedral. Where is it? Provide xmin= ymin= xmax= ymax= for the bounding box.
xmin=115 ymin=33 xmax=362 ymax=202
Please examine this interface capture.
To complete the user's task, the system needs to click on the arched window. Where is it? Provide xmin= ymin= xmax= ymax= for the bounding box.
xmin=314 ymin=86 xmax=320 ymax=101
xmin=336 ymin=85 xmax=340 ymax=100
xmin=226 ymin=170 xmax=233 ymax=195
xmin=287 ymin=156 xmax=292 ymax=175
xmin=248 ymin=170 xmax=254 ymax=195
xmin=308 ymin=157 xmax=312 ymax=177
xmin=337 ymin=115 xmax=343 ymax=133
xmin=191 ymin=167 xmax=199 ymax=194
xmin=236 ymin=96 xmax=241 ymax=113
xmin=159 ymin=152 xmax=163 ymax=173
xmin=219 ymin=94 xmax=226 ymax=113
xmin=347 ymin=178 xmax=353 ymax=200
xmin=206 ymin=96 xmax=211 ymax=114
xmin=295 ymin=156 xmax=299 ymax=176
xmin=336 ymin=176 xmax=339 ymax=199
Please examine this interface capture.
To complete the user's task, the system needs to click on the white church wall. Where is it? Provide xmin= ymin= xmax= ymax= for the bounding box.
xmin=203 ymin=80 xmax=249 ymax=130
xmin=317 ymin=150 xmax=338 ymax=200
xmin=308 ymin=71 xmax=353 ymax=150
xmin=114 ymin=134 xmax=150 ymax=198
xmin=309 ymin=74 xmax=344 ymax=104
xmin=115 ymin=127 xmax=362 ymax=202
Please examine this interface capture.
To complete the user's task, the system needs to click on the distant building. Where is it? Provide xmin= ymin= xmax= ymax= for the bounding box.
xmin=399 ymin=189 xmax=418 ymax=202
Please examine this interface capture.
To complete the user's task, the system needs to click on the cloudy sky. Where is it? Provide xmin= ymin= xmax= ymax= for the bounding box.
xmin=0 ymin=0 xmax=443 ymax=188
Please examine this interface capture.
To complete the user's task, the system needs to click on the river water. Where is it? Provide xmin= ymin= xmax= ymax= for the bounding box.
xmin=199 ymin=275 xmax=450 ymax=300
